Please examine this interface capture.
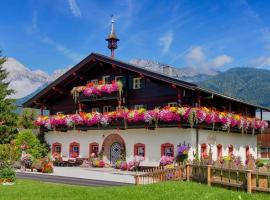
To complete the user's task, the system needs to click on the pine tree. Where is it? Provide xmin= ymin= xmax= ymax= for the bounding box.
xmin=19 ymin=108 xmax=37 ymax=129
xmin=0 ymin=51 xmax=18 ymax=144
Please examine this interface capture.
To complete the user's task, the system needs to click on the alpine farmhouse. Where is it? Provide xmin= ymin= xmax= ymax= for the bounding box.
xmin=23 ymin=19 xmax=269 ymax=165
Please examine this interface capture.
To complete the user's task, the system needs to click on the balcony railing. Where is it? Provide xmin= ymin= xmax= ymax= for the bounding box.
xmin=36 ymin=106 xmax=268 ymax=134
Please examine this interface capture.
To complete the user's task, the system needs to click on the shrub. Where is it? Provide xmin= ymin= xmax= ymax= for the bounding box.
xmin=0 ymin=143 xmax=17 ymax=169
xmin=14 ymin=130 xmax=48 ymax=160
xmin=0 ymin=167 xmax=15 ymax=182
xmin=256 ymin=159 xmax=265 ymax=168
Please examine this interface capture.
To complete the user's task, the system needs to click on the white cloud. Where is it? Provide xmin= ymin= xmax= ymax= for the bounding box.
xmin=68 ymin=0 xmax=81 ymax=17
xmin=186 ymin=47 xmax=205 ymax=66
xmin=185 ymin=46 xmax=233 ymax=73
xmin=250 ymin=56 xmax=270 ymax=68
xmin=41 ymin=36 xmax=82 ymax=62
xmin=211 ymin=55 xmax=233 ymax=68
xmin=159 ymin=31 xmax=173 ymax=54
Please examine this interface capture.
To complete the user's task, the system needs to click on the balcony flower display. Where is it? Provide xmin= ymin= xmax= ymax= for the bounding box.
xmin=35 ymin=106 xmax=268 ymax=133
xmin=71 ymin=81 xmax=123 ymax=102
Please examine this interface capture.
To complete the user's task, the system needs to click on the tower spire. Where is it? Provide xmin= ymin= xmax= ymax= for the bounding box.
xmin=106 ymin=15 xmax=119 ymax=58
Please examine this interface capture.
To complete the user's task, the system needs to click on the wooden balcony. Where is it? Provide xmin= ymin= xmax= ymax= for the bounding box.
xmin=78 ymin=91 xmax=120 ymax=102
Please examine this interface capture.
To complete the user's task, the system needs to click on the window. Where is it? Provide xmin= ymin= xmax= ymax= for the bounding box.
xmin=92 ymin=107 xmax=100 ymax=112
xmin=89 ymin=142 xmax=99 ymax=157
xmin=102 ymin=75 xmax=110 ymax=84
xmin=228 ymin=145 xmax=234 ymax=156
xmin=201 ymin=143 xmax=208 ymax=159
xmin=115 ymin=76 xmax=124 ymax=82
xmin=52 ymin=142 xmax=62 ymax=154
xmin=134 ymin=143 xmax=145 ymax=157
xmin=55 ymin=146 xmax=61 ymax=154
xmin=161 ymin=143 xmax=174 ymax=157
xmin=134 ymin=105 xmax=144 ymax=110
xmin=133 ymin=77 xmax=141 ymax=89
xmin=91 ymin=79 xmax=98 ymax=84
xmin=168 ymin=102 xmax=177 ymax=107
xmin=103 ymin=106 xmax=112 ymax=113
xmin=69 ymin=142 xmax=80 ymax=158
xmin=217 ymin=144 xmax=222 ymax=159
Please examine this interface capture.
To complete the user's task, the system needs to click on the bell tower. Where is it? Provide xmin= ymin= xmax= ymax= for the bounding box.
xmin=106 ymin=15 xmax=119 ymax=58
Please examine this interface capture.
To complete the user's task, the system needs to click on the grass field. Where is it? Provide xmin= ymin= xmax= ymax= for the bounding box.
xmin=0 ymin=179 xmax=269 ymax=200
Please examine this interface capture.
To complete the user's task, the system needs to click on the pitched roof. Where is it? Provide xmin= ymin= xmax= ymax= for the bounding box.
xmin=22 ymin=52 xmax=270 ymax=111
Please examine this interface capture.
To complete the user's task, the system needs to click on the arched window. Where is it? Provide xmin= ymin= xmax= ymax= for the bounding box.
xmin=201 ymin=143 xmax=208 ymax=159
xmin=228 ymin=145 xmax=234 ymax=156
xmin=89 ymin=142 xmax=99 ymax=157
xmin=246 ymin=146 xmax=250 ymax=160
xmin=134 ymin=143 xmax=145 ymax=158
xmin=161 ymin=143 xmax=174 ymax=157
xmin=52 ymin=142 xmax=62 ymax=155
xmin=217 ymin=144 xmax=222 ymax=159
xmin=69 ymin=142 xmax=80 ymax=158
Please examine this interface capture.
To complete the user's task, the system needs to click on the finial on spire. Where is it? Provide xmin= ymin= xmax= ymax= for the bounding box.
xmin=106 ymin=14 xmax=119 ymax=58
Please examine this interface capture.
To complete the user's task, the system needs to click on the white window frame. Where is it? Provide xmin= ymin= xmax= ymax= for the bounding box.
xmin=133 ymin=77 xmax=141 ymax=89
xmin=102 ymin=75 xmax=110 ymax=84
xmin=103 ymin=106 xmax=112 ymax=113
xmin=91 ymin=107 xmax=100 ymax=112
xmin=168 ymin=102 xmax=177 ymax=107
xmin=134 ymin=105 xmax=144 ymax=110
xmin=115 ymin=76 xmax=123 ymax=82
xmin=91 ymin=79 xmax=98 ymax=84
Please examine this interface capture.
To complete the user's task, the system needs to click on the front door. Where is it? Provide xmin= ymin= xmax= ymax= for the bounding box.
xmin=110 ymin=142 xmax=121 ymax=165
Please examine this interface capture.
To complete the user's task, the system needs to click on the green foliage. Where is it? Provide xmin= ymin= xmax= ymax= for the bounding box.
xmin=1 ymin=180 xmax=270 ymax=200
xmin=198 ymin=67 xmax=270 ymax=107
xmin=19 ymin=108 xmax=38 ymax=129
xmin=0 ymin=166 xmax=15 ymax=181
xmin=14 ymin=130 xmax=48 ymax=160
xmin=0 ymin=51 xmax=18 ymax=144
xmin=0 ymin=143 xmax=17 ymax=168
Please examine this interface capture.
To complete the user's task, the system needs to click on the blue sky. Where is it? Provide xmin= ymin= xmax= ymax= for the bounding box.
xmin=1 ymin=0 xmax=270 ymax=74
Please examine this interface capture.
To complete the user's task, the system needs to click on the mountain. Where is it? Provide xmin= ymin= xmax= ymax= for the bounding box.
xmin=2 ymin=58 xmax=70 ymax=102
xmin=130 ymin=59 xmax=216 ymax=82
xmin=198 ymin=67 xmax=270 ymax=107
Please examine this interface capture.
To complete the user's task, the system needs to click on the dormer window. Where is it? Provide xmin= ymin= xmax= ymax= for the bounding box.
xmin=133 ymin=77 xmax=141 ymax=89
xmin=102 ymin=75 xmax=110 ymax=84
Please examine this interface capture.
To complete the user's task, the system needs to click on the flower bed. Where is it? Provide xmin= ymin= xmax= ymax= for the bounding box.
xmin=71 ymin=81 xmax=123 ymax=102
xmin=36 ymin=106 xmax=268 ymax=133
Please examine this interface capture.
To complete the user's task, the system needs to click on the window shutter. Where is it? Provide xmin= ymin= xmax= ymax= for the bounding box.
xmin=141 ymin=78 xmax=146 ymax=88
xmin=128 ymin=75 xmax=133 ymax=89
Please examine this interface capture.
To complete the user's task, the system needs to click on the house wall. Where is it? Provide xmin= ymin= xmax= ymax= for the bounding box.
xmin=45 ymin=127 xmax=257 ymax=163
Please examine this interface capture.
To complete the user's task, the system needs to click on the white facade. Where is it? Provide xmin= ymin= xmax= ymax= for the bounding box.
xmin=45 ymin=127 xmax=257 ymax=163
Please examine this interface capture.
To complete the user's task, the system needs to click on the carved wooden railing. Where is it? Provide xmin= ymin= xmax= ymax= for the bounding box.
xmin=134 ymin=163 xmax=270 ymax=193
xmin=134 ymin=166 xmax=185 ymax=185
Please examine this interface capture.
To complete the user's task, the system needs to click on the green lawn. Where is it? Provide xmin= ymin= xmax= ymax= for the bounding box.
xmin=0 ymin=180 xmax=269 ymax=200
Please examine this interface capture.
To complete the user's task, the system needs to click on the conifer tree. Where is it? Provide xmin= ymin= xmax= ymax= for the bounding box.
xmin=0 ymin=51 xmax=18 ymax=144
